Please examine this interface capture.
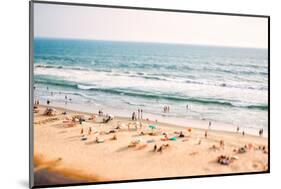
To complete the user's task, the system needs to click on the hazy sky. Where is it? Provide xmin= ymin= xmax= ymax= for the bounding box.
xmin=34 ymin=3 xmax=268 ymax=48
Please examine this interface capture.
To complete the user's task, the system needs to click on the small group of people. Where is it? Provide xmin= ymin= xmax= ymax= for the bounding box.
xmin=131 ymin=109 xmax=144 ymax=121
xmin=163 ymin=105 xmax=170 ymax=113
xmin=236 ymin=126 xmax=245 ymax=136
xmin=103 ymin=114 xmax=114 ymax=123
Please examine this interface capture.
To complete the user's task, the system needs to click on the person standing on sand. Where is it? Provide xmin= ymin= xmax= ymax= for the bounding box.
xmin=208 ymin=121 xmax=212 ymax=129
xmin=153 ymin=144 xmax=157 ymax=152
xmin=47 ymin=99 xmax=50 ymax=106
xmin=132 ymin=112 xmax=136 ymax=121
xmin=141 ymin=109 xmax=143 ymax=120
xmin=79 ymin=117 xmax=83 ymax=125
xmin=186 ymin=104 xmax=188 ymax=109
xmin=237 ymin=126 xmax=240 ymax=132
xmin=259 ymin=128 xmax=263 ymax=137
xmin=138 ymin=109 xmax=140 ymax=120
xmin=205 ymin=130 xmax=208 ymax=138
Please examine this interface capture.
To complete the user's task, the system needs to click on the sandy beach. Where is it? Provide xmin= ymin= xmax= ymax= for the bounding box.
xmin=33 ymin=105 xmax=268 ymax=185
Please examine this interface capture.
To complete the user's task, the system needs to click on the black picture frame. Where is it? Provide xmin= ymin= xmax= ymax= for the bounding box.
xmin=29 ymin=1 xmax=270 ymax=188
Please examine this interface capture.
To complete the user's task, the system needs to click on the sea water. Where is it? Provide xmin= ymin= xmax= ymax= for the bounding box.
xmin=33 ymin=38 xmax=268 ymax=134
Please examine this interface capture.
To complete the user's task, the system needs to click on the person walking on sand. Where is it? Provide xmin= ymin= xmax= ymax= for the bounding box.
xmin=237 ymin=126 xmax=240 ymax=132
xmin=47 ymin=99 xmax=50 ymax=106
xmin=208 ymin=121 xmax=212 ymax=129
xmin=186 ymin=104 xmax=189 ymax=109
xmin=88 ymin=127 xmax=92 ymax=135
xmin=141 ymin=109 xmax=143 ymax=120
xmin=205 ymin=130 xmax=208 ymax=138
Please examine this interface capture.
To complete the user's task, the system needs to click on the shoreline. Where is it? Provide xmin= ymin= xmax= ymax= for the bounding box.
xmin=37 ymin=104 xmax=268 ymax=138
xmin=33 ymin=105 xmax=268 ymax=185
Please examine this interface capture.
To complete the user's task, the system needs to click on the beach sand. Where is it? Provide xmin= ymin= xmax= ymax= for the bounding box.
xmin=33 ymin=105 xmax=268 ymax=186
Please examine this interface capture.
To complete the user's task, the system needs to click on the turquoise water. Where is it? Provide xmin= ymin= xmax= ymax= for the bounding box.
xmin=34 ymin=38 xmax=268 ymax=132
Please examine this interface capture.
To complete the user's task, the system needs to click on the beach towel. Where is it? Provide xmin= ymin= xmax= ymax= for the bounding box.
xmin=147 ymin=139 xmax=155 ymax=143
xmin=169 ymin=137 xmax=177 ymax=141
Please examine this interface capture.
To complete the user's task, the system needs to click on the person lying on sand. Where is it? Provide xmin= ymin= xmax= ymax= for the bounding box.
xmin=88 ymin=114 xmax=97 ymax=121
xmin=95 ymin=137 xmax=104 ymax=143
xmin=107 ymin=130 xmax=116 ymax=134
xmin=140 ymin=131 xmax=146 ymax=136
xmin=217 ymin=155 xmax=238 ymax=165
xmin=160 ymin=134 xmax=169 ymax=141
xmin=111 ymin=134 xmax=117 ymax=140
xmin=210 ymin=144 xmax=220 ymax=151
xmin=236 ymin=146 xmax=247 ymax=153
xmin=128 ymin=139 xmax=141 ymax=147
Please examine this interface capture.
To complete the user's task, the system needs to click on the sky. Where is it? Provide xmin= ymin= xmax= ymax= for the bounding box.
xmin=34 ymin=3 xmax=268 ymax=48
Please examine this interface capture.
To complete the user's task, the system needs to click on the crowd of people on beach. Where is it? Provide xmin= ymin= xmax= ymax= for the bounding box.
xmin=35 ymin=85 xmax=266 ymax=138
xmin=131 ymin=109 xmax=144 ymax=121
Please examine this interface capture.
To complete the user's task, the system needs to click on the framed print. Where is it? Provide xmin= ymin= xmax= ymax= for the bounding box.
xmin=29 ymin=1 xmax=270 ymax=188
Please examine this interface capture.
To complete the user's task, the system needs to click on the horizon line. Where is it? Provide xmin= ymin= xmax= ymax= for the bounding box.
xmin=34 ymin=36 xmax=268 ymax=50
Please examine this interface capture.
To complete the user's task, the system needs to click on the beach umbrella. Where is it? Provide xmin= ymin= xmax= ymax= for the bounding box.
xmin=149 ymin=125 xmax=156 ymax=129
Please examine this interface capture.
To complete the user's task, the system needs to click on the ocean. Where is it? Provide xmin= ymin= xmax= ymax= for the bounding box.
xmin=33 ymin=38 xmax=268 ymax=134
